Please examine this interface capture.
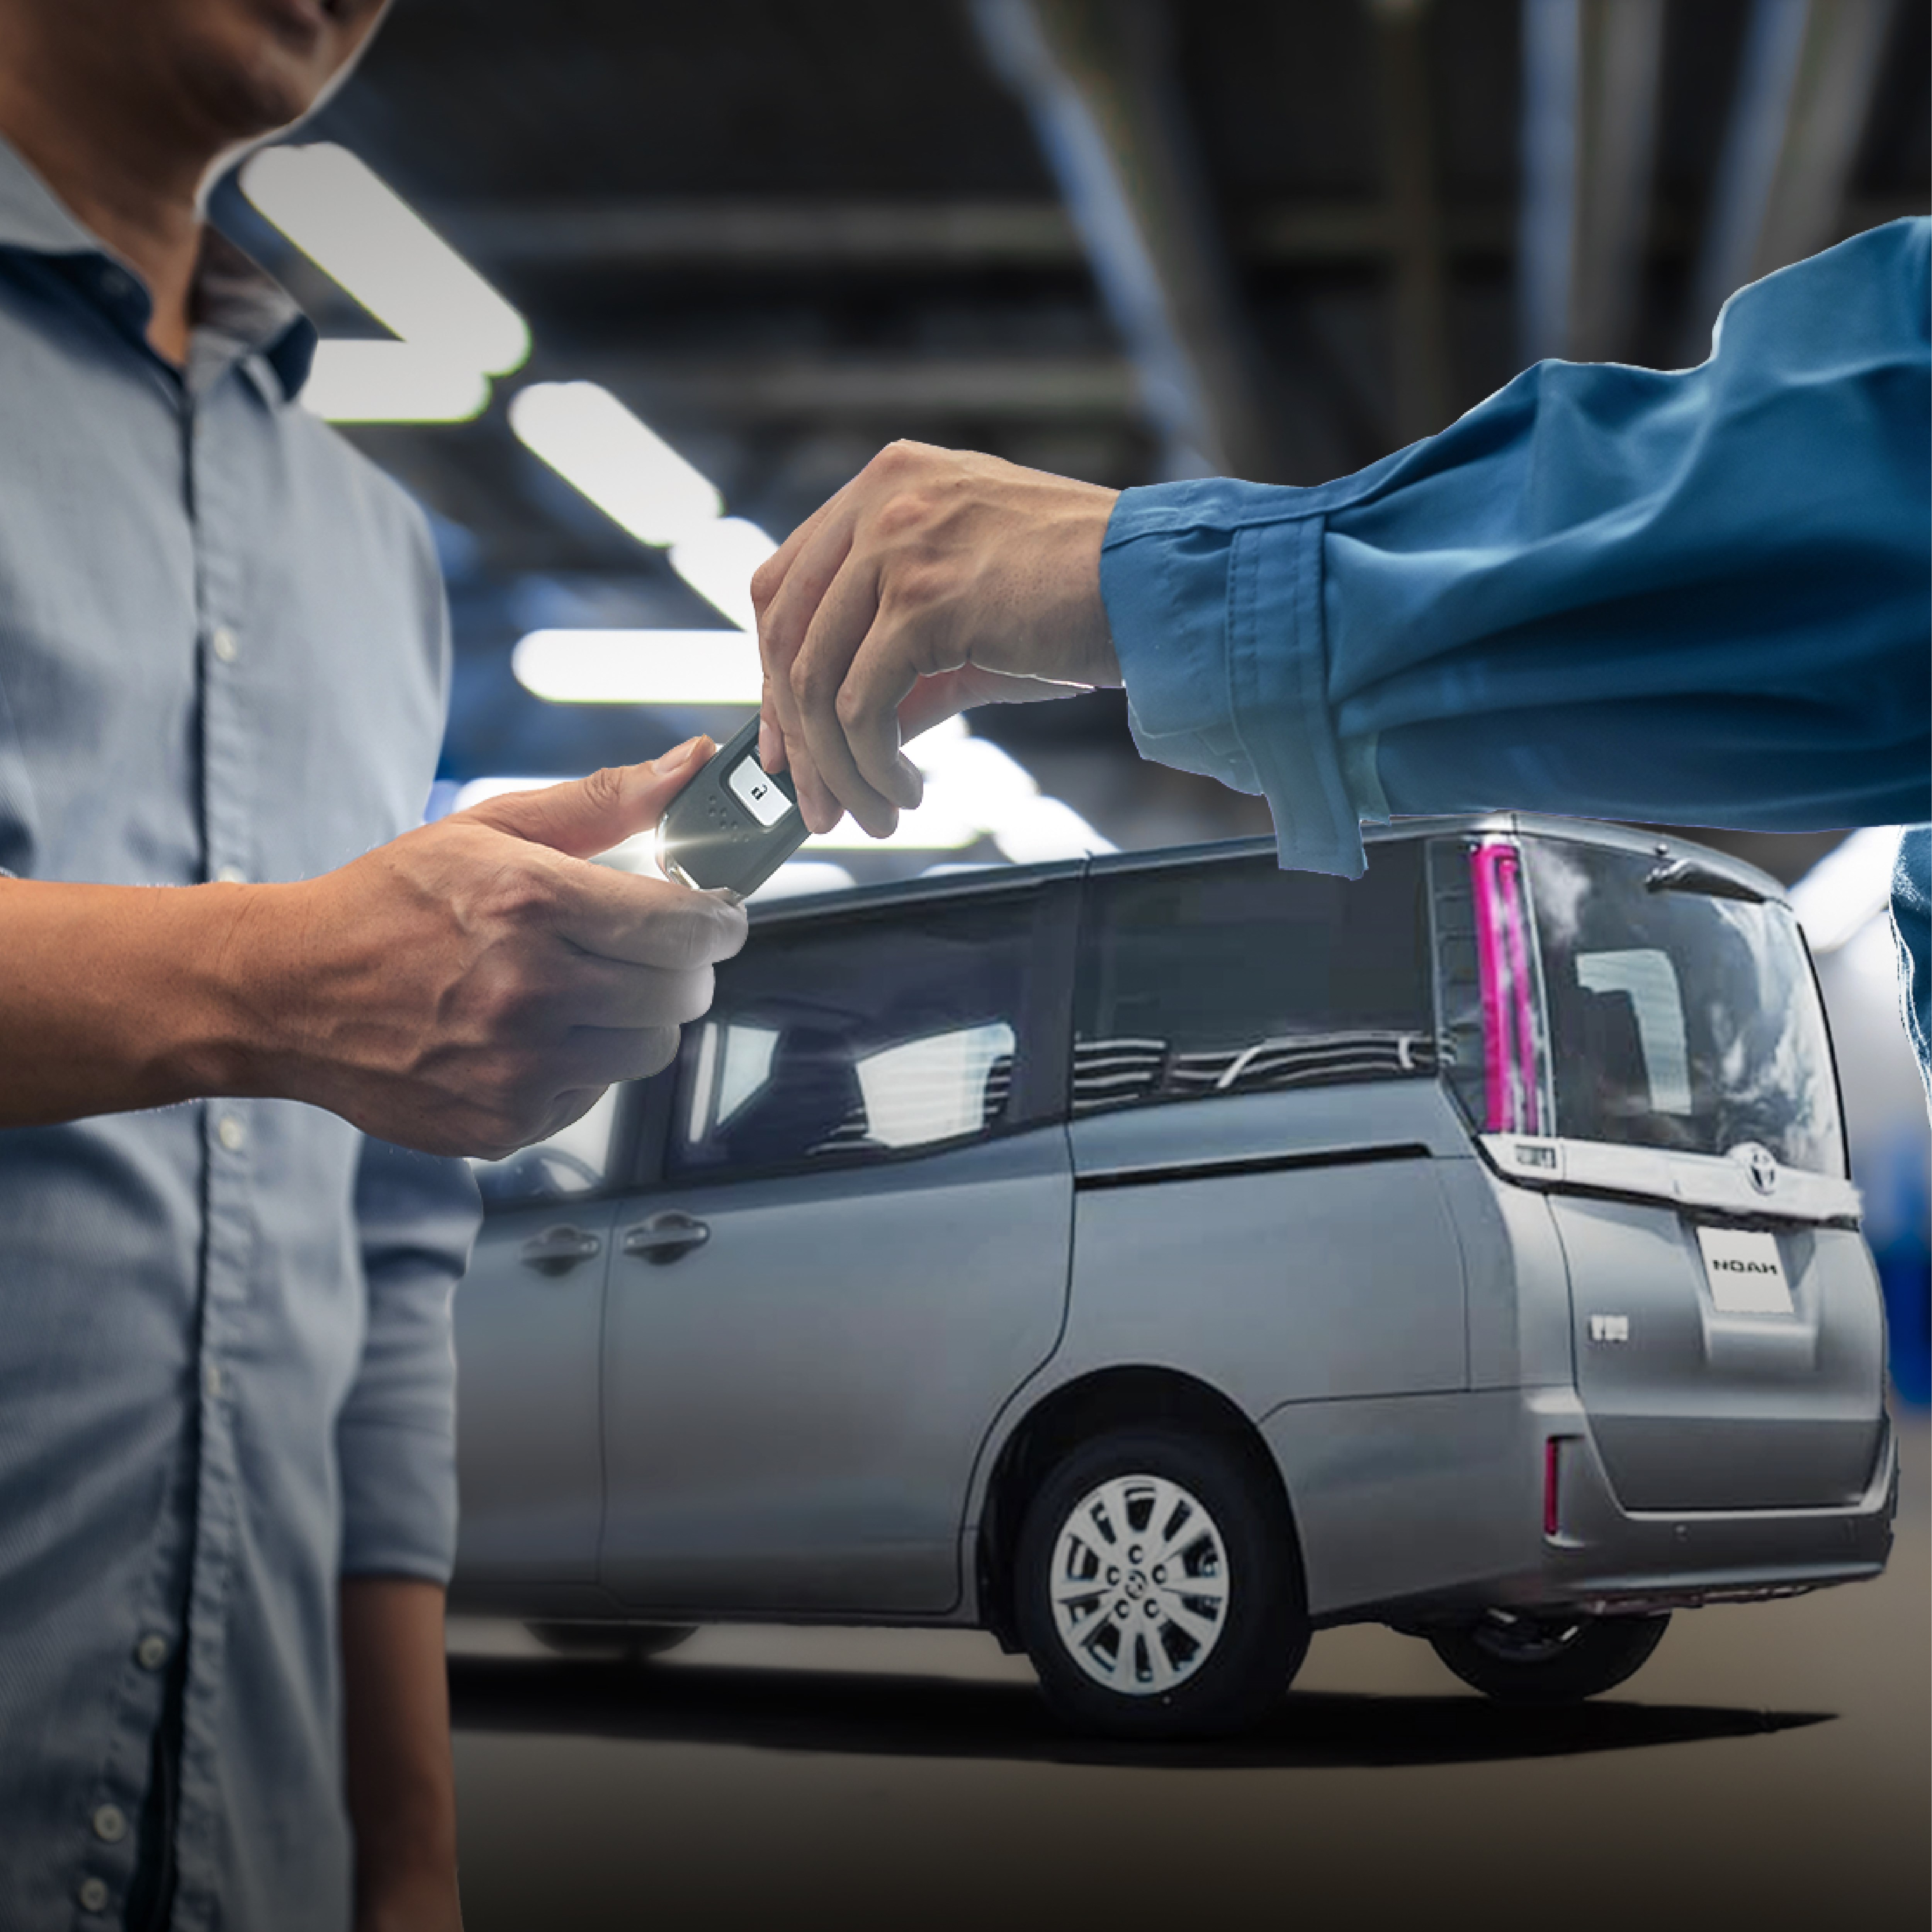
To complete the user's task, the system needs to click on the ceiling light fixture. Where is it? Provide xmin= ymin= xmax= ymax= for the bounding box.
xmin=512 ymin=628 xmax=765 ymax=707
xmin=242 ymin=143 xmax=530 ymax=378
xmin=1788 ymin=826 xmax=1905 ymax=954
xmin=300 ymin=342 xmax=491 ymax=423
xmin=507 ymin=383 xmax=775 ymax=629
xmin=508 ymin=382 xmax=722 ymax=546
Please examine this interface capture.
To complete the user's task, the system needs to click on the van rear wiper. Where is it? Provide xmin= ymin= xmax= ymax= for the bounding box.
xmin=1645 ymin=858 xmax=1767 ymax=904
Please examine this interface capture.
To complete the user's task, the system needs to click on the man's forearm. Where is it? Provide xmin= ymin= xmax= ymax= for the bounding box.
xmin=0 ymin=876 xmax=277 ymax=1126
xmin=0 ymin=743 xmax=746 ymax=1156
xmin=340 ymin=1577 xmax=462 ymax=1932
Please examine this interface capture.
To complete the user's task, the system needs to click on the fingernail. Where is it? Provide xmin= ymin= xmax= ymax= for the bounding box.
xmin=654 ymin=735 xmax=705 ymax=775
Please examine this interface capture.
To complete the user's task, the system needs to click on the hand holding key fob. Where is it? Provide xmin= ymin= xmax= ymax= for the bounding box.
xmin=655 ymin=716 xmax=810 ymax=899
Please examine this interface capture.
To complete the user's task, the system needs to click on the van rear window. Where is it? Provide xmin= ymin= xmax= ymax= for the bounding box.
xmin=1073 ymin=847 xmax=1434 ymax=1116
xmin=1521 ymin=839 xmax=1845 ymax=1175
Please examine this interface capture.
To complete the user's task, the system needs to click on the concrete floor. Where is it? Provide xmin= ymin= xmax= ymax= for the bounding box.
xmin=448 ymin=1420 xmax=1928 ymax=1932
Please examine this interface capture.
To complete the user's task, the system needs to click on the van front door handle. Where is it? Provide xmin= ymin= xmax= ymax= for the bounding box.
xmin=518 ymin=1225 xmax=603 ymax=1276
xmin=623 ymin=1212 xmax=710 ymax=1265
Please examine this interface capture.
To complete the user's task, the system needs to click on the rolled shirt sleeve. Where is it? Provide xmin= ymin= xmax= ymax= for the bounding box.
xmin=338 ymin=1136 xmax=482 ymax=1581
xmin=1102 ymin=218 xmax=1931 ymax=879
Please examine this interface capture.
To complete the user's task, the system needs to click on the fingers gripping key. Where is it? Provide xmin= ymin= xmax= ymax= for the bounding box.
xmin=656 ymin=717 xmax=811 ymax=899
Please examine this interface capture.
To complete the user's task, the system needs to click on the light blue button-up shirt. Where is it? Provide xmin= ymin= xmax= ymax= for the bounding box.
xmin=0 ymin=139 xmax=479 ymax=1930
xmin=1103 ymin=218 xmax=1931 ymax=1077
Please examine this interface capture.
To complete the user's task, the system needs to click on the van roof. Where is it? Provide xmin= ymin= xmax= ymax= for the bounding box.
xmin=746 ymin=811 xmax=1790 ymax=927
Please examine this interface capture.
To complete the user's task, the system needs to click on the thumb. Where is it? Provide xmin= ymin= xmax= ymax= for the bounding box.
xmin=460 ymin=735 xmax=712 ymax=858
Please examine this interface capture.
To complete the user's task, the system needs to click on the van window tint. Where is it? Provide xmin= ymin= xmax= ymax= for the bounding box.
xmin=1523 ymin=838 xmax=1844 ymax=1174
xmin=668 ymin=893 xmax=1037 ymax=1180
xmin=471 ymin=1087 xmax=621 ymax=1209
xmin=1074 ymin=849 xmax=1433 ymax=1115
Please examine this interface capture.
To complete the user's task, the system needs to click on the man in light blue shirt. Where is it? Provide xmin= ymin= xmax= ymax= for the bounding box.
xmin=750 ymin=218 xmax=1931 ymax=1085
xmin=0 ymin=4 xmax=742 ymax=1928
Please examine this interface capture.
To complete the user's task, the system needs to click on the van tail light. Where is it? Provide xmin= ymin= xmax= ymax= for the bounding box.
xmin=1543 ymin=1437 xmax=1564 ymax=1538
xmin=1470 ymin=841 xmax=1544 ymax=1134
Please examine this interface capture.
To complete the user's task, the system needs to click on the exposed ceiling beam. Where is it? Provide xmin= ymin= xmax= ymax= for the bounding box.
xmin=1569 ymin=0 xmax=1665 ymax=363
xmin=1682 ymin=0 xmax=1894 ymax=359
xmin=435 ymin=193 xmax=1922 ymax=276
xmin=1752 ymin=0 xmax=1897 ymax=275
xmin=1519 ymin=0 xmax=1666 ymax=367
xmin=442 ymin=199 xmax=1082 ymax=269
xmin=968 ymin=0 xmax=1282 ymax=479
xmin=562 ymin=353 xmax=1138 ymax=421
xmin=1370 ymin=0 xmax=1453 ymax=443
xmin=442 ymin=195 xmax=1527 ymax=270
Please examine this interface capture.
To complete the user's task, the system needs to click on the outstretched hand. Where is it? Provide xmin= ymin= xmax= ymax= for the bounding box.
xmin=751 ymin=441 xmax=1121 ymax=837
xmin=246 ymin=736 xmax=746 ymax=1157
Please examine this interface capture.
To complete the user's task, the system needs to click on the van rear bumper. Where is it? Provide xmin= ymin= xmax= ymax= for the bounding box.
xmin=1497 ymin=1392 xmax=1896 ymax=1616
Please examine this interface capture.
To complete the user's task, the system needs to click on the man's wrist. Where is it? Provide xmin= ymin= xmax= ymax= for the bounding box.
xmin=155 ymin=879 xmax=311 ymax=1105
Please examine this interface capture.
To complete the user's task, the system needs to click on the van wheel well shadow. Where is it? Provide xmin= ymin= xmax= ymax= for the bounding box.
xmin=976 ymin=1367 xmax=1305 ymax=1652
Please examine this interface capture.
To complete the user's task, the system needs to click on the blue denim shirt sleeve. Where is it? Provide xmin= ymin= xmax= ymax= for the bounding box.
xmin=339 ymin=1139 xmax=483 ymax=1580
xmin=1893 ymin=828 xmax=1932 ymax=1105
xmin=1102 ymin=217 xmax=1931 ymax=880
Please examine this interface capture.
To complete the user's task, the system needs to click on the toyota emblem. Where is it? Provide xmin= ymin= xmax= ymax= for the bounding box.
xmin=1746 ymin=1146 xmax=1778 ymax=1195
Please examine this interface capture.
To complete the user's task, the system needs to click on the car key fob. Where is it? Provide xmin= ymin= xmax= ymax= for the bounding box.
xmin=655 ymin=715 xmax=809 ymax=899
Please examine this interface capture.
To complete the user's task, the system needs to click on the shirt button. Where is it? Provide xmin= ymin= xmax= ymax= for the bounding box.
xmin=205 ymin=1361 xmax=223 ymax=1399
xmin=210 ymin=625 xmax=239 ymax=663
xmin=91 ymin=1804 xmax=127 ymax=1844
xmin=216 ymin=1113 xmax=246 ymax=1152
xmin=78 ymin=1877 xmax=110 ymax=1913
xmin=135 ymin=1633 xmax=170 ymax=1672
xmin=214 ymin=863 xmax=248 ymax=886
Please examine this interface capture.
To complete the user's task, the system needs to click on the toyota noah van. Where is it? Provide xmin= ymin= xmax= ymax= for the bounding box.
xmin=449 ymin=815 xmax=1895 ymax=1738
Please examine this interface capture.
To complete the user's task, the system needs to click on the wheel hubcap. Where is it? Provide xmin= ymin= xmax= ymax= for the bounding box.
xmin=1048 ymin=1474 xmax=1231 ymax=1696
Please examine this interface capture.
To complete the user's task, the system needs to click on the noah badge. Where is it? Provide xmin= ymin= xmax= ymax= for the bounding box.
xmin=1695 ymin=1226 xmax=1794 ymax=1315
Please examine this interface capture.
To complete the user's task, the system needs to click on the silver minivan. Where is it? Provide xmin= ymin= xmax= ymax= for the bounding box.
xmin=449 ymin=815 xmax=1896 ymax=1737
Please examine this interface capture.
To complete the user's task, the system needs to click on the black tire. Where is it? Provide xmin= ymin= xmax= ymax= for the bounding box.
xmin=525 ymin=1621 xmax=698 ymax=1664
xmin=1429 ymin=1610 xmax=1669 ymax=1706
xmin=1013 ymin=1427 xmax=1309 ymax=1739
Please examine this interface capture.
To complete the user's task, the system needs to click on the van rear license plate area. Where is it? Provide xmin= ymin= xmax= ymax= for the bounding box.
xmin=1695 ymin=1225 xmax=1794 ymax=1315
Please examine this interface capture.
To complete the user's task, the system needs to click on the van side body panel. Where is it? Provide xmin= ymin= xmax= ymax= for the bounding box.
xmin=1061 ymin=1083 xmax=1471 ymax=1418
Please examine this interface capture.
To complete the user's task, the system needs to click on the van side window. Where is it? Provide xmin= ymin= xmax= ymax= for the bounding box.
xmin=1073 ymin=849 xmax=1434 ymax=1115
xmin=471 ymin=1086 xmax=622 ymax=1209
xmin=667 ymin=893 xmax=1038 ymax=1180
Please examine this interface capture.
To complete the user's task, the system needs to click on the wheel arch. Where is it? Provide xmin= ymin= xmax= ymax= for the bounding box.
xmin=974 ymin=1365 xmax=1305 ymax=1651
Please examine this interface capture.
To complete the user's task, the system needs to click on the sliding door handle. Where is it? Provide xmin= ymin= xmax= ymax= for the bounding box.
xmin=518 ymin=1225 xmax=603 ymax=1276
xmin=623 ymin=1211 xmax=710 ymax=1265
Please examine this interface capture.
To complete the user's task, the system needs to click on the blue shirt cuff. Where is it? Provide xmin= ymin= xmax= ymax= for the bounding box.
xmin=1101 ymin=481 xmax=1371 ymax=879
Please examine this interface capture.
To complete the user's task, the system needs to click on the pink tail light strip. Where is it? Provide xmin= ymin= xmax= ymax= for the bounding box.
xmin=1470 ymin=841 xmax=1542 ymax=1134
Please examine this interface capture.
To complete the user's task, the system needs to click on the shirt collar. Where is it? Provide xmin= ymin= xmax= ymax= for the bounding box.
xmin=0 ymin=131 xmax=317 ymax=402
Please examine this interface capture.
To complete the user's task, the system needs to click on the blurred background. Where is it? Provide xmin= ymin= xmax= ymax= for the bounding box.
xmin=211 ymin=0 xmax=1926 ymax=1399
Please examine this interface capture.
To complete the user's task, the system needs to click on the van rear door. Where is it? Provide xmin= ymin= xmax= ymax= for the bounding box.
xmin=1494 ymin=835 xmax=1885 ymax=1510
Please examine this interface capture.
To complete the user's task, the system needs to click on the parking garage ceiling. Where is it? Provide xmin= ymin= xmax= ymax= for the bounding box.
xmin=214 ymin=0 xmax=1929 ymax=840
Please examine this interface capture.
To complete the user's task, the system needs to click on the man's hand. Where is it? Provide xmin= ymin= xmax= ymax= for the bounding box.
xmin=753 ymin=441 xmax=1120 ymax=837
xmin=236 ymin=735 xmax=746 ymax=1158
xmin=0 ymin=734 xmax=745 ymax=1156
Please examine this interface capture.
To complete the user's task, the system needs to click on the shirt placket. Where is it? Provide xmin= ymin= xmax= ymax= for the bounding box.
xmin=168 ymin=371 xmax=262 ymax=1932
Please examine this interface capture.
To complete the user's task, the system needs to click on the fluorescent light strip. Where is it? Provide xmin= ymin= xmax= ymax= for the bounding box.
xmin=513 ymin=629 xmax=764 ymax=706
xmin=302 ymin=342 xmax=490 ymax=424
xmin=509 ymin=382 xmax=722 ymax=549
xmin=506 ymin=383 xmax=775 ymax=628
xmin=1788 ymin=826 xmax=1904 ymax=954
xmin=242 ymin=143 xmax=530 ymax=375
xmin=670 ymin=517 xmax=778 ymax=634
